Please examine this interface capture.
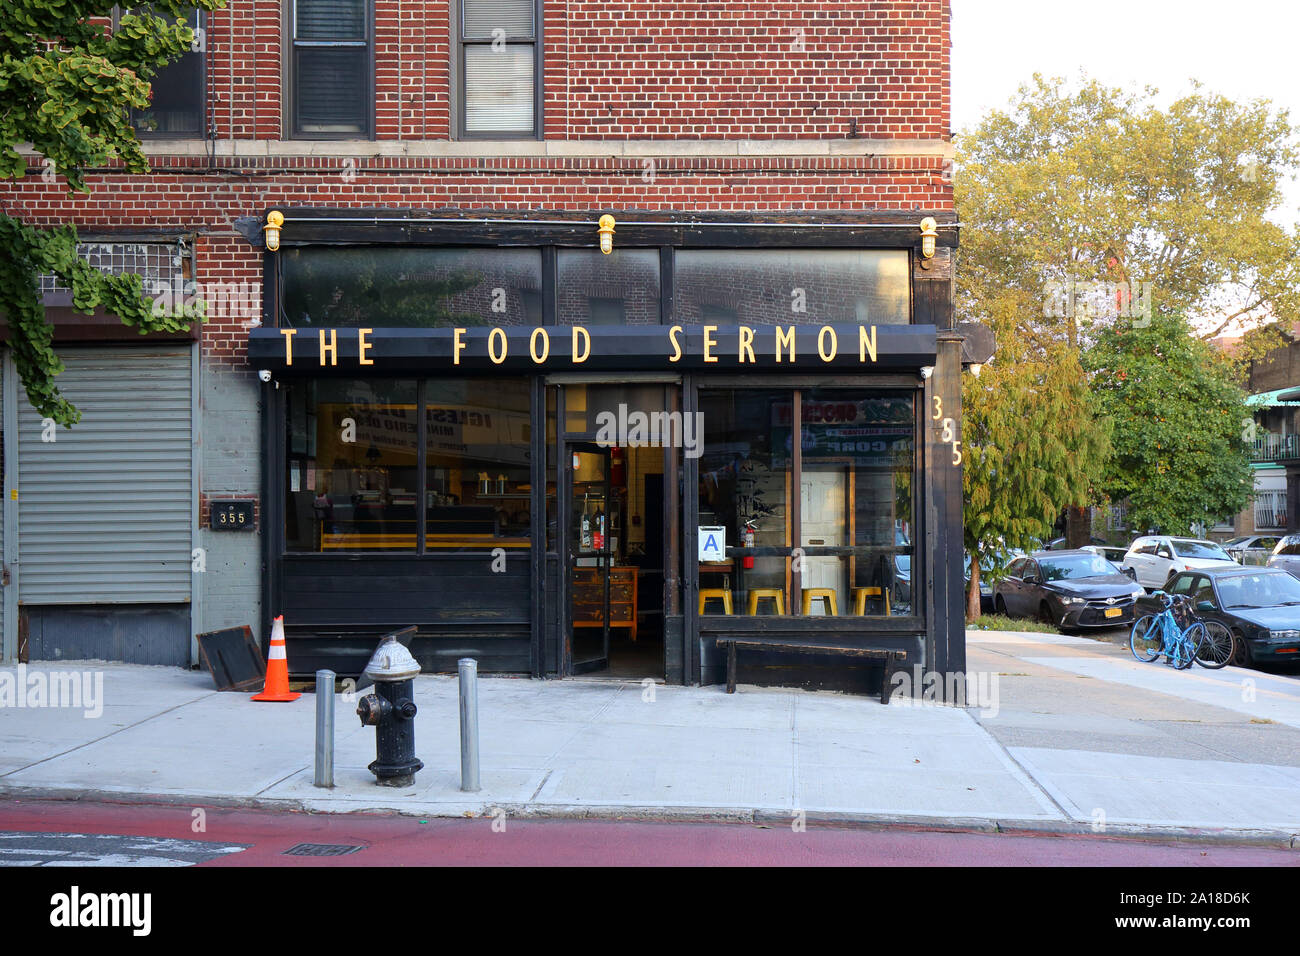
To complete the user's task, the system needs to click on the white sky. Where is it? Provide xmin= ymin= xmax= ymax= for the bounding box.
xmin=952 ymin=0 xmax=1300 ymax=221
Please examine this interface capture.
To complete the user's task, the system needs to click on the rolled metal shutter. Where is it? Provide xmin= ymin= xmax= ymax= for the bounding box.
xmin=17 ymin=346 xmax=193 ymax=605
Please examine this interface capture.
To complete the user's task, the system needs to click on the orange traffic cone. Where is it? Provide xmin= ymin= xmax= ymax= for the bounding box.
xmin=252 ymin=615 xmax=301 ymax=702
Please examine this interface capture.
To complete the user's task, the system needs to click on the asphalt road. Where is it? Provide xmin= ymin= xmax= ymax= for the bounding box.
xmin=0 ymin=798 xmax=1295 ymax=867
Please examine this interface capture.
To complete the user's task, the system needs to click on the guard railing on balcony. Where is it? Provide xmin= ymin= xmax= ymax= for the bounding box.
xmin=1254 ymin=490 xmax=1287 ymax=530
xmin=1251 ymin=434 xmax=1300 ymax=462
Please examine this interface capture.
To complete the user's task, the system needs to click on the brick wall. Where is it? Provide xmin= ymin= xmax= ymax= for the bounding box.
xmin=192 ymin=1 xmax=947 ymax=141
xmin=2 ymin=0 xmax=953 ymax=372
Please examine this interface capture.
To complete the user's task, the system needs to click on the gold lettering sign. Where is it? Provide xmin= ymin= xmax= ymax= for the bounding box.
xmin=270 ymin=325 xmax=887 ymax=368
xmin=775 ymin=326 xmax=796 ymax=363
xmin=280 ymin=328 xmax=297 ymax=365
xmin=318 ymin=329 xmax=337 ymax=366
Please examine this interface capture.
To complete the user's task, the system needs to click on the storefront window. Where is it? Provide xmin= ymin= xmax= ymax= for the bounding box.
xmin=284 ymin=377 xmax=533 ymax=553
xmin=698 ymin=390 xmax=792 ymax=613
xmin=286 ymin=379 xmax=419 ymax=552
xmin=556 ymin=249 xmax=661 ymax=325
xmin=698 ymin=388 xmax=916 ymax=617
xmin=675 ymin=249 xmax=911 ymax=326
xmin=426 ymin=379 xmax=532 ymax=550
xmin=281 ymin=247 xmax=543 ymax=328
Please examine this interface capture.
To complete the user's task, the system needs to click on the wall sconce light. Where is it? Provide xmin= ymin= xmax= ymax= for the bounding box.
xmin=263 ymin=210 xmax=284 ymax=252
xmin=597 ymin=214 xmax=616 ymax=255
xmin=919 ymin=217 xmax=938 ymax=260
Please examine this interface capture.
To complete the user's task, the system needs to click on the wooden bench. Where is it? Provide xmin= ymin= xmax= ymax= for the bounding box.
xmin=714 ymin=638 xmax=909 ymax=704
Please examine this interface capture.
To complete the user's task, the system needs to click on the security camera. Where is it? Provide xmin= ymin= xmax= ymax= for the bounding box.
xmin=920 ymin=366 xmax=934 ymax=379
xmin=258 ymin=369 xmax=272 ymax=383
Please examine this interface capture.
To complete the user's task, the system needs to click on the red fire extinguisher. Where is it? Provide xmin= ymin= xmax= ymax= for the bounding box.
xmin=742 ymin=521 xmax=756 ymax=570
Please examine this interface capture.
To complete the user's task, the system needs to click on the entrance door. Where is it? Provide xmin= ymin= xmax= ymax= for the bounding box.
xmin=567 ymin=442 xmax=613 ymax=673
xmin=800 ymin=467 xmax=847 ymax=615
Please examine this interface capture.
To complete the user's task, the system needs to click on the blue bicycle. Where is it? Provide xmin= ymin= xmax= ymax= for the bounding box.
xmin=1129 ymin=591 xmax=1206 ymax=670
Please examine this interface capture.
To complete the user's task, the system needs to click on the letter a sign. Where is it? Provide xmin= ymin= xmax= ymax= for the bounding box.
xmin=698 ymin=526 xmax=726 ymax=562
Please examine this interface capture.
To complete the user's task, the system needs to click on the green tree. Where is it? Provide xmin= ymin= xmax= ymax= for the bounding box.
xmin=956 ymin=74 xmax=1300 ymax=356
xmin=1083 ymin=313 xmax=1253 ymax=535
xmin=962 ymin=341 xmax=1112 ymax=620
xmin=0 ymin=0 xmax=224 ymax=425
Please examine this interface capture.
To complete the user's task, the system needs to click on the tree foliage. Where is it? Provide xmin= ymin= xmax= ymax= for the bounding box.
xmin=956 ymin=74 xmax=1300 ymax=352
xmin=0 ymin=0 xmax=224 ymax=425
xmin=962 ymin=342 xmax=1112 ymax=618
xmin=1083 ymin=312 xmax=1253 ymax=535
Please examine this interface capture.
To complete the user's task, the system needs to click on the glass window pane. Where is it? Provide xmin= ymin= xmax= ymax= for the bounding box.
xmin=674 ymin=250 xmax=911 ymax=326
xmin=286 ymin=379 xmax=418 ymax=552
xmin=463 ymin=0 xmax=534 ymax=39
xmin=282 ymin=247 xmax=543 ymax=328
xmin=805 ymin=390 xmax=915 ymax=616
xmin=557 ymin=250 xmax=661 ymax=326
xmin=464 ymin=44 xmax=534 ymax=134
xmin=131 ymin=10 xmax=203 ymax=136
xmin=426 ymin=379 xmax=533 ymax=550
xmin=295 ymin=46 xmax=368 ymax=134
xmin=296 ymin=0 xmax=366 ymax=40
xmin=698 ymin=390 xmax=792 ymax=615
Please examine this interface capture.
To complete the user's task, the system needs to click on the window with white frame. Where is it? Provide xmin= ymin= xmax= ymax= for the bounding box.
xmin=458 ymin=0 xmax=540 ymax=137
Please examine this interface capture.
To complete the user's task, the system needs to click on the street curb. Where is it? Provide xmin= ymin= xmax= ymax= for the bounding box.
xmin=3 ymin=786 xmax=1297 ymax=849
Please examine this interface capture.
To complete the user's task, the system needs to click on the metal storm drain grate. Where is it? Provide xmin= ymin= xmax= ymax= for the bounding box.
xmin=282 ymin=843 xmax=364 ymax=857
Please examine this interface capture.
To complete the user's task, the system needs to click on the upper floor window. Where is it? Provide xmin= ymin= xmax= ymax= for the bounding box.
xmin=458 ymin=0 xmax=540 ymax=138
xmin=120 ymin=7 xmax=206 ymax=138
xmin=290 ymin=0 xmax=372 ymax=138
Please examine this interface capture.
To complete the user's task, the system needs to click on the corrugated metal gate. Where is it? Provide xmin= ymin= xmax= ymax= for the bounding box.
xmin=12 ymin=346 xmax=194 ymax=663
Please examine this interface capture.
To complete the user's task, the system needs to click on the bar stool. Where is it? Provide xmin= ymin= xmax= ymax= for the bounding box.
xmin=852 ymin=586 xmax=891 ymax=616
xmin=801 ymin=588 xmax=838 ymax=616
xmin=699 ymin=589 xmax=734 ymax=614
xmin=746 ymin=588 xmax=785 ymax=615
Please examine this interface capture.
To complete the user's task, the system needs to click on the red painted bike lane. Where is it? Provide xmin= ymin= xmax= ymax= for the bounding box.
xmin=0 ymin=798 xmax=1296 ymax=866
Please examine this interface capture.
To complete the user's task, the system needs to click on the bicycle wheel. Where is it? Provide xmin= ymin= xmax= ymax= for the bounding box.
xmin=1195 ymin=620 xmax=1234 ymax=669
xmin=1130 ymin=615 xmax=1162 ymax=662
xmin=1175 ymin=623 xmax=1205 ymax=670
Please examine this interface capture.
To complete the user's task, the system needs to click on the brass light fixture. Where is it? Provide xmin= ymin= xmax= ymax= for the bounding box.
xmin=919 ymin=217 xmax=938 ymax=260
xmin=263 ymin=210 xmax=285 ymax=252
xmin=597 ymin=214 xmax=616 ymax=254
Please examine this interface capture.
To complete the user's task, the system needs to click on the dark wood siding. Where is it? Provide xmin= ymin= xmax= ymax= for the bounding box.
xmin=279 ymin=554 xmax=532 ymax=676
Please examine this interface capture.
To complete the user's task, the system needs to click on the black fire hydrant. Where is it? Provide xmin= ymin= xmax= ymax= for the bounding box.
xmin=356 ymin=635 xmax=423 ymax=787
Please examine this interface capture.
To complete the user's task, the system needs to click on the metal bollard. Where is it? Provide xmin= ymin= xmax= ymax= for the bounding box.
xmin=458 ymin=658 xmax=480 ymax=792
xmin=314 ymin=669 xmax=335 ymax=788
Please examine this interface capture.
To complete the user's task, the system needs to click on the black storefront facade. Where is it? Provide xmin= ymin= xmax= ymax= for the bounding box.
xmin=243 ymin=210 xmax=965 ymax=696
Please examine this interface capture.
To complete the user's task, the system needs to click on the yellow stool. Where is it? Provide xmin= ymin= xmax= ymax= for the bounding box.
xmin=746 ymin=588 xmax=785 ymax=615
xmin=801 ymin=588 xmax=838 ymax=616
xmin=699 ymin=589 xmax=734 ymax=614
xmin=852 ymin=586 xmax=891 ymax=616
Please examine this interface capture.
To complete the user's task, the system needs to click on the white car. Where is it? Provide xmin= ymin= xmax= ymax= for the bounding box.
xmin=1121 ymin=536 xmax=1239 ymax=590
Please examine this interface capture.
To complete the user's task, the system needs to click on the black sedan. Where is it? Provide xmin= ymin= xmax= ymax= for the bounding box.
xmin=1159 ymin=566 xmax=1300 ymax=667
xmin=993 ymin=550 xmax=1145 ymax=630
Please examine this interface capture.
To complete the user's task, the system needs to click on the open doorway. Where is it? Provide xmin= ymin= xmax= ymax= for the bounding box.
xmin=558 ymin=383 xmax=673 ymax=681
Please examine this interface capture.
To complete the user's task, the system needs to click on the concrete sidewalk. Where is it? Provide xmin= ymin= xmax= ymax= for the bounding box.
xmin=2 ymin=630 xmax=1300 ymax=845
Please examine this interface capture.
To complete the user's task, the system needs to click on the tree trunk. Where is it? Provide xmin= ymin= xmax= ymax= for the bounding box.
xmin=1066 ymin=505 xmax=1091 ymax=548
xmin=966 ymin=554 xmax=983 ymax=621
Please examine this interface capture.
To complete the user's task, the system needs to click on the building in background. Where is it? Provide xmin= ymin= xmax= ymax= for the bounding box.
xmin=0 ymin=0 xmax=968 ymax=695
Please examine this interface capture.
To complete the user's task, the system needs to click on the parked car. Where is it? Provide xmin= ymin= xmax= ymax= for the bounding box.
xmin=1266 ymin=534 xmax=1300 ymax=581
xmin=1157 ymin=566 xmax=1300 ymax=667
xmin=993 ymin=550 xmax=1145 ymax=630
xmin=1081 ymin=544 xmax=1128 ymax=564
xmin=1045 ymin=536 xmax=1109 ymax=551
xmin=1222 ymin=534 xmax=1280 ymax=566
xmin=1121 ymin=536 xmax=1238 ymax=590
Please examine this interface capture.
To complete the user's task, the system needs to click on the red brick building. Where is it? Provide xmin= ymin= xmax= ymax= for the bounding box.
xmin=1 ymin=0 xmax=963 ymax=696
